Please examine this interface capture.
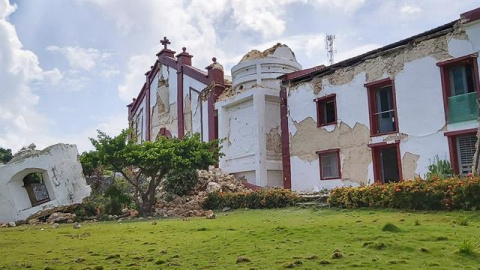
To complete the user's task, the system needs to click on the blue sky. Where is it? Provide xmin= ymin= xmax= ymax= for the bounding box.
xmin=0 ymin=0 xmax=479 ymax=153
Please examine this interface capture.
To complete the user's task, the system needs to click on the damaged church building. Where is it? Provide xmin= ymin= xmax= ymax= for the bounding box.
xmin=128 ymin=7 xmax=480 ymax=192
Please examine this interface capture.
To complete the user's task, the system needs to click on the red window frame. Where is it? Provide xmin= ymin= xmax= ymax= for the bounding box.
xmin=368 ymin=141 xmax=403 ymax=184
xmin=316 ymin=149 xmax=341 ymax=180
xmin=365 ymin=78 xmax=399 ymax=137
xmin=444 ymin=128 xmax=478 ymax=175
xmin=314 ymin=94 xmax=337 ymax=127
xmin=437 ymin=54 xmax=480 ymax=122
xmin=157 ymin=127 xmax=172 ymax=139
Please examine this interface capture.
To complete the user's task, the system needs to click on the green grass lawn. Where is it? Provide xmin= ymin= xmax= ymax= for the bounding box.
xmin=1 ymin=208 xmax=480 ymax=269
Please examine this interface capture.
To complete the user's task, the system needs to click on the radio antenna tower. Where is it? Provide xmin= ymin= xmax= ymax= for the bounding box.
xmin=325 ymin=34 xmax=336 ymax=65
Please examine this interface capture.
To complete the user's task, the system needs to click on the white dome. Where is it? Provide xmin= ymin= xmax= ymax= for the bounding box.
xmin=231 ymin=44 xmax=301 ymax=92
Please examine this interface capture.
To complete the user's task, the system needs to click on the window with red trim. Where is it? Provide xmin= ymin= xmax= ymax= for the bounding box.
xmin=369 ymin=142 xmax=402 ymax=183
xmin=317 ymin=149 xmax=341 ymax=180
xmin=366 ymin=79 xmax=398 ymax=136
xmin=315 ymin=94 xmax=337 ymax=127
xmin=437 ymin=55 xmax=479 ymax=124
xmin=445 ymin=129 xmax=478 ymax=175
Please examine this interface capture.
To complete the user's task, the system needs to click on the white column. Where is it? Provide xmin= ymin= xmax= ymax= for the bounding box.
xmin=253 ymin=92 xmax=267 ymax=186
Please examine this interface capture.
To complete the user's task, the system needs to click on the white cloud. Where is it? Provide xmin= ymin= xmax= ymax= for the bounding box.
xmin=0 ymin=0 xmax=16 ymax=20
xmin=101 ymin=68 xmax=120 ymax=78
xmin=335 ymin=43 xmax=381 ymax=63
xmin=310 ymin=0 xmax=365 ymax=13
xmin=46 ymin=45 xmax=111 ymax=71
xmin=41 ymin=68 xmax=63 ymax=84
xmin=231 ymin=0 xmax=293 ymax=38
xmin=0 ymin=0 xmax=109 ymax=152
xmin=117 ymin=54 xmax=151 ymax=102
xmin=400 ymin=5 xmax=422 ymax=16
xmin=0 ymin=0 xmax=55 ymax=151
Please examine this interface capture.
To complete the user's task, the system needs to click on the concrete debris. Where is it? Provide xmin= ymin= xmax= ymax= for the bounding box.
xmin=46 ymin=212 xmax=76 ymax=224
xmin=154 ymin=166 xmax=251 ymax=218
xmin=73 ymin=222 xmax=81 ymax=229
xmin=52 ymin=223 xmax=60 ymax=229
xmin=205 ymin=210 xmax=216 ymax=219
xmin=240 ymin=43 xmax=285 ymax=62
xmin=0 ymin=144 xmax=91 ymax=223
xmin=206 ymin=182 xmax=222 ymax=193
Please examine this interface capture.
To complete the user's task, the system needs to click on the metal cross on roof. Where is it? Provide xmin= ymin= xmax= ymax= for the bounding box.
xmin=160 ymin=37 xmax=170 ymax=50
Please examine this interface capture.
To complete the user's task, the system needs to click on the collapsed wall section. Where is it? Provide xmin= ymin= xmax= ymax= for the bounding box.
xmin=0 ymin=144 xmax=91 ymax=223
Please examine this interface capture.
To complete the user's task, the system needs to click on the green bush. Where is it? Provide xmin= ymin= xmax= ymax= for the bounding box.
xmin=104 ymin=179 xmax=132 ymax=215
xmin=203 ymin=189 xmax=302 ymax=210
xmin=426 ymin=156 xmax=454 ymax=180
xmin=163 ymin=169 xmax=198 ymax=196
xmin=328 ymin=176 xmax=480 ymax=211
xmin=74 ymin=179 xmax=133 ymax=219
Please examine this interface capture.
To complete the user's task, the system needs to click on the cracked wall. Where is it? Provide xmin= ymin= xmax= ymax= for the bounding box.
xmin=151 ymin=65 xmax=178 ymax=139
xmin=184 ymin=93 xmax=193 ymax=135
xmin=287 ymin=20 xmax=480 ymax=191
xmin=0 ymin=144 xmax=91 ymax=223
xmin=291 ymin=119 xmax=371 ymax=184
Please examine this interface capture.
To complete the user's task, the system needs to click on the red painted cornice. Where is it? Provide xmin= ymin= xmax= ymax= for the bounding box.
xmin=461 ymin=7 xmax=480 ymax=23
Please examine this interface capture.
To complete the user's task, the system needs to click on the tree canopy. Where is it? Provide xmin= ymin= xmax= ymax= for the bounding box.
xmin=88 ymin=130 xmax=220 ymax=216
xmin=0 ymin=147 xmax=13 ymax=164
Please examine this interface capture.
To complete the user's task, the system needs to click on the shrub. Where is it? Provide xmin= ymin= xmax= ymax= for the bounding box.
xmin=426 ymin=156 xmax=454 ymax=180
xmin=458 ymin=217 xmax=469 ymax=226
xmin=458 ymin=240 xmax=476 ymax=256
xmin=328 ymin=176 xmax=480 ymax=211
xmin=74 ymin=179 xmax=133 ymax=219
xmin=203 ymin=189 xmax=302 ymax=210
xmin=163 ymin=169 xmax=198 ymax=196
xmin=104 ymin=179 xmax=133 ymax=215
xmin=382 ymin=223 xmax=401 ymax=232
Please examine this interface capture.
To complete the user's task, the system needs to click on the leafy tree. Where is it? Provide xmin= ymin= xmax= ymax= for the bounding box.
xmin=80 ymin=151 xmax=100 ymax=177
xmin=163 ymin=168 xmax=198 ymax=196
xmin=0 ymin=147 xmax=13 ymax=164
xmin=89 ymin=130 xmax=220 ymax=216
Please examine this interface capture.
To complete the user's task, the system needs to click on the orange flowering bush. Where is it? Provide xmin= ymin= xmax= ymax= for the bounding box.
xmin=328 ymin=176 xmax=480 ymax=210
xmin=203 ymin=189 xmax=302 ymax=210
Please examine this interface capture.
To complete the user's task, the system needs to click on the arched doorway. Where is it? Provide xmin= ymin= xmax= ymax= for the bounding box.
xmin=23 ymin=172 xmax=50 ymax=206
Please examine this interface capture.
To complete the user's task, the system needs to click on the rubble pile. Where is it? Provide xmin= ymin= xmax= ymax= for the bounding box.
xmin=154 ymin=166 xmax=251 ymax=218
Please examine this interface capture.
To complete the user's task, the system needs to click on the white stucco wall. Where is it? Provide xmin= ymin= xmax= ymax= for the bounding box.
xmin=132 ymin=97 xmax=147 ymax=142
xmin=0 ymin=144 xmax=91 ymax=223
xmin=183 ymin=75 xmax=207 ymax=137
xmin=288 ymin=20 xmax=480 ymax=192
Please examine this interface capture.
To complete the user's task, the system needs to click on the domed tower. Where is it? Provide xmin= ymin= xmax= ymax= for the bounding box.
xmin=215 ymin=44 xmax=301 ymax=188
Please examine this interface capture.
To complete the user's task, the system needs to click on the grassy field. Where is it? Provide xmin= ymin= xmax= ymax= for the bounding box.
xmin=1 ymin=208 xmax=480 ymax=269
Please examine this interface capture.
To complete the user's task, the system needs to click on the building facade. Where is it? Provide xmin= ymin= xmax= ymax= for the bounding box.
xmin=128 ymin=8 xmax=480 ymax=192
xmin=281 ymin=8 xmax=480 ymax=191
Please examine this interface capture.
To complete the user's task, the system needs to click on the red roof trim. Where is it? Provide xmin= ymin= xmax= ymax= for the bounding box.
xmin=130 ymin=84 xmax=147 ymax=115
xmin=184 ymin=65 xmax=210 ymax=85
xmin=461 ymin=7 xmax=480 ymax=23
xmin=280 ymin=65 xmax=326 ymax=81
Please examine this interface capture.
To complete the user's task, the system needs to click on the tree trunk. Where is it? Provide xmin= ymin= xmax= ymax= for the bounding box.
xmin=140 ymin=193 xmax=154 ymax=217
